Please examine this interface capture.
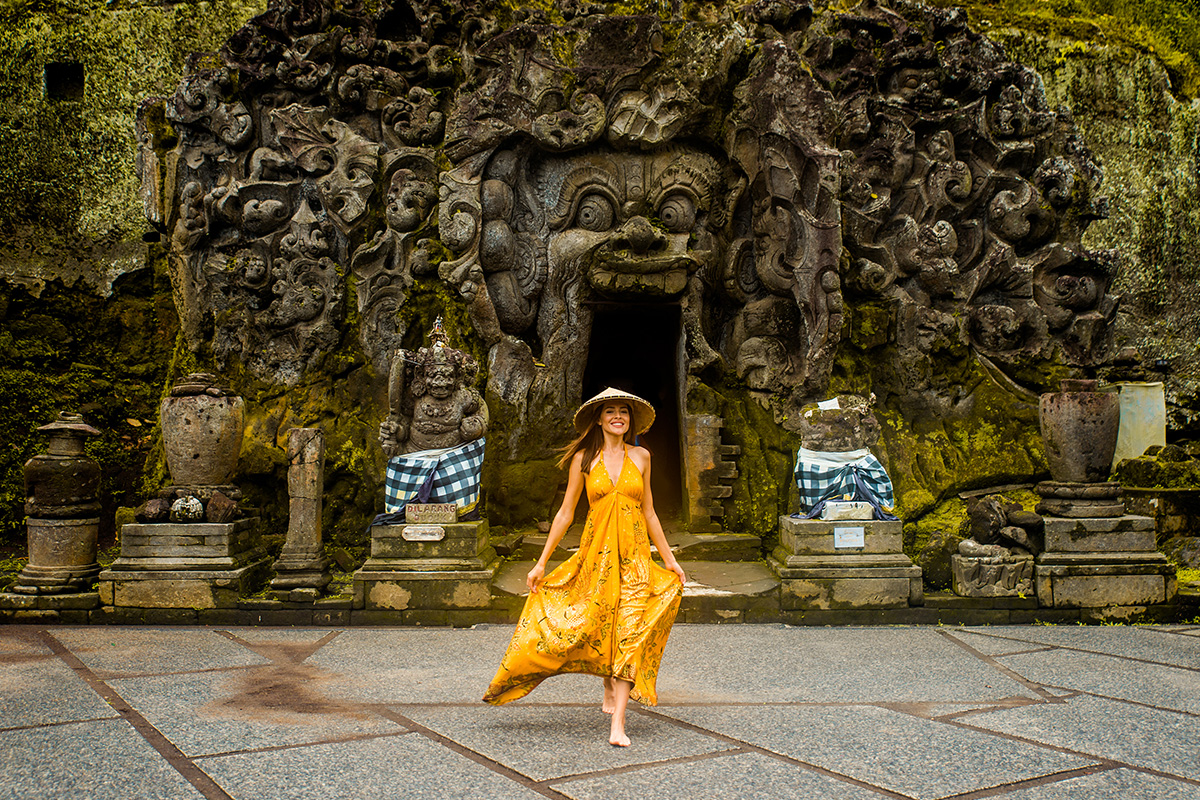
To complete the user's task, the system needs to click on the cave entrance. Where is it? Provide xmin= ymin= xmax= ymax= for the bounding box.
xmin=582 ymin=302 xmax=683 ymax=519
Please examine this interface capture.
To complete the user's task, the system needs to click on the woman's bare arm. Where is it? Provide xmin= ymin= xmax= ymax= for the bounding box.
xmin=527 ymin=450 xmax=586 ymax=592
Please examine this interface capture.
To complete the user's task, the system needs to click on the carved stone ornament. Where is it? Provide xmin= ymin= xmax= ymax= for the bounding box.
xmin=141 ymin=0 xmax=1124 ymax=517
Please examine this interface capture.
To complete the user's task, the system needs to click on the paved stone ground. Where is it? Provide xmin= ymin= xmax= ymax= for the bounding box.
xmin=1 ymin=623 xmax=1198 ymax=799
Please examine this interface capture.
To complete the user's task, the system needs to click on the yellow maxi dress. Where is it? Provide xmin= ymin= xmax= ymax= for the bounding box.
xmin=483 ymin=449 xmax=683 ymax=706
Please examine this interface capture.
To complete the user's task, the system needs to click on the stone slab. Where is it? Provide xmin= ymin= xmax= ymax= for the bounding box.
xmin=995 ymin=768 xmax=1200 ymax=800
xmin=960 ymin=625 xmax=1200 ymax=668
xmin=197 ymin=730 xmax=543 ymax=800
xmin=968 ymin=694 xmax=1200 ymax=781
xmin=778 ymin=516 xmax=903 ymax=555
xmin=656 ymin=705 xmax=1095 ymax=800
xmin=1042 ymin=515 xmax=1156 ymax=553
xmin=992 ymin=647 xmax=1200 ymax=715
xmin=551 ymin=751 xmax=884 ymax=800
xmin=370 ymin=521 xmax=490 ymax=561
xmin=51 ymin=628 xmax=269 ymax=676
xmin=0 ymin=636 xmax=119 ymax=727
xmin=778 ymin=575 xmax=917 ymax=610
xmin=354 ymin=562 xmax=500 ymax=610
xmin=952 ymin=554 xmax=1034 ymax=598
xmin=99 ymin=558 xmax=270 ymax=609
xmin=1037 ymin=570 xmax=1173 ymax=608
xmin=0 ymin=718 xmax=206 ymax=800
xmin=653 ymin=626 xmax=1037 ymax=703
xmin=107 ymin=669 xmax=403 ymax=757
xmin=398 ymin=704 xmax=733 ymax=781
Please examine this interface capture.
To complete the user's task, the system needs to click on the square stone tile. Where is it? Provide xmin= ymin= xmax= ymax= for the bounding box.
xmin=996 ymin=767 xmax=1200 ymax=800
xmin=107 ymin=668 xmax=402 ymax=757
xmin=961 ymin=625 xmax=1200 ymax=668
xmin=0 ymin=648 xmax=118 ymax=728
xmin=994 ymin=648 xmax=1200 ymax=714
xmin=0 ymin=718 xmax=204 ymax=800
xmin=198 ymin=731 xmax=545 ymax=800
xmin=309 ymin=627 xmax=515 ymax=704
xmin=655 ymin=626 xmax=1037 ymax=703
xmin=657 ymin=705 xmax=1095 ymax=800
xmin=967 ymin=694 xmax=1200 ymax=781
xmin=51 ymin=628 xmax=268 ymax=676
xmin=398 ymin=704 xmax=734 ymax=781
xmin=551 ymin=751 xmax=884 ymax=800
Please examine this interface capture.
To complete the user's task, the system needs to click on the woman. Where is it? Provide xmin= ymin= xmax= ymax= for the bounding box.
xmin=483 ymin=387 xmax=687 ymax=747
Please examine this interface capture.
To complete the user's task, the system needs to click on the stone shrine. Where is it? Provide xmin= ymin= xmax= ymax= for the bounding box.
xmin=99 ymin=375 xmax=268 ymax=610
xmin=1033 ymin=380 xmax=1176 ymax=613
xmin=354 ymin=322 xmax=498 ymax=616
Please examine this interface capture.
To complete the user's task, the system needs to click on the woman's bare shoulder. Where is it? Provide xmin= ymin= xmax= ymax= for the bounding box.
xmin=629 ymin=445 xmax=652 ymax=468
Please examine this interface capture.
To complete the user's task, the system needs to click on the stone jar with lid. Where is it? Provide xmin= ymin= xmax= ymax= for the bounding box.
xmin=13 ymin=412 xmax=103 ymax=594
xmin=161 ymin=373 xmax=245 ymax=487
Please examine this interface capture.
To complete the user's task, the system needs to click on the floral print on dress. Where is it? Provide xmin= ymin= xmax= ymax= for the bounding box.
xmin=483 ymin=448 xmax=683 ymax=706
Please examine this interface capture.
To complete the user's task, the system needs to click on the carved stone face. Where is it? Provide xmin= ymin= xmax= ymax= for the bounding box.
xmin=385 ymin=169 xmax=435 ymax=233
xmin=315 ymin=123 xmax=379 ymax=230
xmin=425 ymin=362 xmax=457 ymax=399
xmin=537 ymin=146 xmax=723 ymax=299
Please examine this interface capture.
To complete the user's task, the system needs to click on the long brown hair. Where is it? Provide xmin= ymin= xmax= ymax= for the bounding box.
xmin=557 ymin=401 xmax=635 ymax=472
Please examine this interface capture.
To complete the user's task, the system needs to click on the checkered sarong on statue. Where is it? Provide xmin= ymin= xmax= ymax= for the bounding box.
xmin=383 ymin=438 xmax=486 ymax=515
xmin=793 ymin=447 xmax=896 ymax=520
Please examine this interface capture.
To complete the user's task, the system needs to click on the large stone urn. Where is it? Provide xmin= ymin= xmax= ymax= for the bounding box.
xmin=161 ymin=373 xmax=244 ymax=486
xmin=1039 ymin=379 xmax=1120 ymax=483
xmin=13 ymin=413 xmax=102 ymax=594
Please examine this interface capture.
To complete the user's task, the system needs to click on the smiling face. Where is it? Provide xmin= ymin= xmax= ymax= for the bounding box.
xmin=597 ymin=402 xmax=632 ymax=437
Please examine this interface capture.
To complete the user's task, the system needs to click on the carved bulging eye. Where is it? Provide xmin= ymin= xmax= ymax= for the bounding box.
xmin=575 ymin=193 xmax=614 ymax=232
xmin=658 ymin=194 xmax=695 ymax=232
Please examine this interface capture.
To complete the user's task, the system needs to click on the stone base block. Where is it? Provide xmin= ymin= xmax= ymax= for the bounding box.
xmin=10 ymin=562 xmax=101 ymax=595
xmin=951 ymin=554 xmax=1034 ymax=597
xmin=270 ymin=553 xmax=331 ymax=591
xmin=777 ymin=516 xmax=903 ymax=558
xmin=772 ymin=553 xmax=922 ymax=610
xmin=111 ymin=518 xmax=263 ymax=571
xmin=1036 ymin=552 xmax=1177 ymax=608
xmin=0 ymin=591 xmax=101 ymax=611
xmin=98 ymin=558 xmax=270 ymax=609
xmin=369 ymin=521 xmax=492 ymax=565
xmin=352 ymin=562 xmax=500 ymax=611
xmin=1042 ymin=515 xmax=1155 ymax=553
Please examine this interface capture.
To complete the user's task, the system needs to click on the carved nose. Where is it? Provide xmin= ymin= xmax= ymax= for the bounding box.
xmin=613 ymin=216 xmax=666 ymax=254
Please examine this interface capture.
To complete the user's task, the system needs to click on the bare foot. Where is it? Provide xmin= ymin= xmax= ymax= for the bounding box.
xmin=609 ymin=719 xmax=630 ymax=747
xmin=602 ymin=678 xmax=616 ymax=714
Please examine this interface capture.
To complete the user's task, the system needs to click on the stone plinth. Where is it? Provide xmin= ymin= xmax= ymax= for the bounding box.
xmin=12 ymin=518 xmax=101 ymax=594
xmin=271 ymin=428 xmax=330 ymax=592
xmin=99 ymin=518 xmax=268 ymax=609
xmin=1035 ymin=514 xmax=1176 ymax=609
xmin=951 ymin=554 xmax=1035 ymax=597
xmin=353 ymin=521 xmax=499 ymax=611
xmin=770 ymin=517 xmax=922 ymax=610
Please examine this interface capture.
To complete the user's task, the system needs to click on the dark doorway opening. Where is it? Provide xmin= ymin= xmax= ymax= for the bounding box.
xmin=582 ymin=302 xmax=683 ymax=518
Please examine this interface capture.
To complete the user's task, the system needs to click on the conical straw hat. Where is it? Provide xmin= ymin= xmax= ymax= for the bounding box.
xmin=573 ymin=387 xmax=655 ymax=435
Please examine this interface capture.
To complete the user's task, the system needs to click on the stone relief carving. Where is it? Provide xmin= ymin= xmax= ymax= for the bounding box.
xmin=142 ymin=0 xmax=1123 ymax=495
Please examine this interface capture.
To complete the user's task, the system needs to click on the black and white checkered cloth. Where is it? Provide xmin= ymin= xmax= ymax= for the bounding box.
xmin=794 ymin=447 xmax=896 ymax=520
xmin=383 ymin=438 xmax=486 ymax=515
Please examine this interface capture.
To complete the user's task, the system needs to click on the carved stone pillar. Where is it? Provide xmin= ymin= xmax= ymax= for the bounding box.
xmin=271 ymin=428 xmax=331 ymax=594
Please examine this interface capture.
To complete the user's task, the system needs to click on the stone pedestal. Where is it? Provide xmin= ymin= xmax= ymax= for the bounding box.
xmin=353 ymin=521 xmax=499 ymax=611
xmin=98 ymin=518 xmax=268 ymax=609
xmin=1036 ymin=515 xmax=1176 ymax=608
xmin=13 ymin=518 xmax=102 ymax=594
xmin=770 ymin=517 xmax=922 ymax=610
xmin=951 ymin=554 xmax=1035 ymax=597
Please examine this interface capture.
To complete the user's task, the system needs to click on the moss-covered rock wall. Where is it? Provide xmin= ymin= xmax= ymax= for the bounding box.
xmin=3 ymin=0 xmax=1200 ymax=584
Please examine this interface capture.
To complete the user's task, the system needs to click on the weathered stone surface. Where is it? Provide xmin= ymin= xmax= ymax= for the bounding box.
xmin=1042 ymin=515 xmax=1156 ymax=553
xmin=272 ymin=428 xmax=330 ymax=591
xmin=777 ymin=517 xmax=903 ymax=558
xmin=951 ymin=554 xmax=1035 ymax=598
xmin=1036 ymin=550 xmax=1177 ymax=608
